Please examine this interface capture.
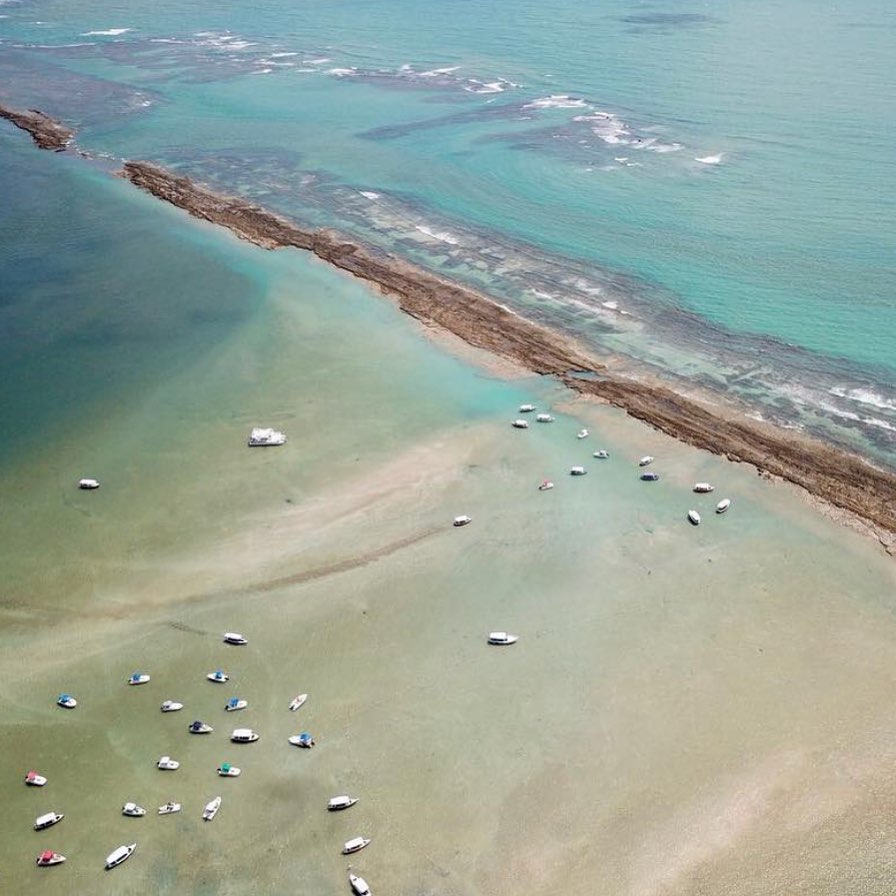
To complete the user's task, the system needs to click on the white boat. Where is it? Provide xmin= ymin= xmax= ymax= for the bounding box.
xmin=536 ymin=413 xmax=554 ymax=423
xmin=56 ymin=694 xmax=77 ymax=709
xmin=577 ymin=428 xmax=589 ymax=439
xmin=538 ymin=479 xmax=554 ymax=491
xmin=78 ymin=478 xmax=100 ymax=490
xmin=223 ymin=632 xmax=248 ymax=645
xmin=288 ymin=732 xmax=315 ymax=748
xmin=34 ymin=812 xmax=64 ymax=831
xmin=288 ymin=693 xmax=308 ymax=712
xmin=511 ymin=419 xmax=529 ymax=429
xmin=716 ymin=498 xmax=732 ymax=514
xmin=25 ymin=770 xmax=47 ymax=787
xmin=519 ymin=403 xmax=536 ymax=413
xmin=202 ymin=796 xmax=222 ymax=821
xmin=105 ymin=843 xmax=136 ymax=869
xmin=349 ymin=871 xmax=371 ymax=896
xmin=328 ymin=795 xmax=358 ymax=811
xmin=569 ymin=466 xmax=587 ymax=476
xmin=225 ymin=697 xmax=248 ymax=712
xmin=248 ymin=427 xmax=285 ymax=447
xmin=127 ymin=672 xmax=150 ymax=685
xmin=639 ymin=455 xmax=654 ymax=466
xmin=36 ymin=850 xmax=66 ymax=866
xmin=453 ymin=515 xmax=472 ymax=527
xmin=189 ymin=720 xmax=213 ymax=734
xmin=593 ymin=449 xmax=609 ymax=459
xmin=158 ymin=802 xmax=181 ymax=815
xmin=343 ymin=837 xmax=371 ymax=855
xmin=160 ymin=700 xmax=183 ymax=712
xmin=488 ymin=632 xmax=518 ymax=645
xmin=157 ymin=756 xmax=179 ymax=771
xmin=230 ymin=728 xmax=259 ymax=743
xmin=207 ymin=669 xmax=229 ymax=683
xmin=693 ymin=482 xmax=715 ymax=493
xmin=687 ymin=510 xmax=701 ymax=526
xmin=122 ymin=802 xmax=146 ymax=817
xmin=217 ymin=763 xmax=241 ymax=777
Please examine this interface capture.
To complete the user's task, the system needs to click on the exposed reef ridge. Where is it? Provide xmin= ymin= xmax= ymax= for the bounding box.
xmin=0 ymin=103 xmax=74 ymax=151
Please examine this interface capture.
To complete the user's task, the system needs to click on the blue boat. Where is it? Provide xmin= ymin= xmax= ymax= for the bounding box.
xmin=57 ymin=693 xmax=77 ymax=709
xmin=288 ymin=732 xmax=315 ymax=748
xmin=640 ymin=472 xmax=660 ymax=482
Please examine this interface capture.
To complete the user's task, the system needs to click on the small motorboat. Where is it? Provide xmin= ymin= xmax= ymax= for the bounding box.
xmin=34 ymin=812 xmax=64 ymax=831
xmin=207 ymin=669 xmax=229 ymax=683
xmin=640 ymin=472 xmax=660 ymax=482
xmin=687 ymin=510 xmax=701 ymax=526
xmin=78 ymin=478 xmax=100 ymax=490
xmin=122 ymin=802 xmax=146 ymax=817
xmin=225 ymin=697 xmax=248 ymax=712
xmin=217 ymin=763 xmax=241 ymax=777
xmin=639 ymin=456 xmax=654 ymax=466
xmin=349 ymin=871 xmax=371 ymax=896
xmin=128 ymin=672 xmax=150 ymax=685
xmin=248 ymin=427 xmax=285 ymax=447
xmin=189 ymin=720 xmax=214 ymax=734
xmin=203 ymin=796 xmax=222 ymax=821
xmin=36 ymin=850 xmax=66 ymax=866
xmin=577 ymin=429 xmax=589 ymax=439
xmin=536 ymin=413 xmax=554 ymax=423
xmin=105 ymin=842 xmax=136 ymax=870
xmin=453 ymin=515 xmax=472 ymax=527
xmin=288 ymin=732 xmax=315 ymax=748
xmin=158 ymin=802 xmax=181 ymax=815
xmin=569 ymin=466 xmax=587 ymax=476
xmin=343 ymin=837 xmax=371 ymax=855
xmin=25 ymin=770 xmax=47 ymax=787
xmin=488 ymin=632 xmax=518 ymax=645
xmin=511 ymin=419 xmax=529 ymax=429
xmin=538 ymin=479 xmax=554 ymax=491
xmin=519 ymin=403 xmax=536 ymax=413
xmin=56 ymin=694 xmax=77 ymax=709
xmin=328 ymin=795 xmax=358 ymax=811
xmin=161 ymin=700 xmax=183 ymax=712
xmin=716 ymin=498 xmax=731 ymax=514
xmin=593 ymin=449 xmax=609 ymax=459
xmin=230 ymin=728 xmax=259 ymax=743
xmin=693 ymin=482 xmax=715 ymax=493
xmin=223 ymin=632 xmax=248 ymax=646
xmin=157 ymin=756 xmax=179 ymax=771
xmin=289 ymin=693 xmax=308 ymax=712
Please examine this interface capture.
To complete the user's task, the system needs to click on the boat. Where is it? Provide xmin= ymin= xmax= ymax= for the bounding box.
xmin=640 ymin=472 xmax=660 ymax=482
xmin=230 ymin=728 xmax=259 ymax=743
xmin=157 ymin=756 xmax=179 ymax=771
xmin=158 ymin=802 xmax=181 ymax=815
xmin=453 ymin=515 xmax=472 ymax=527
xmin=536 ymin=413 xmax=554 ymax=423
xmin=122 ymin=802 xmax=146 ymax=817
xmin=577 ymin=429 xmax=589 ymax=439
xmin=328 ymin=795 xmax=358 ymax=811
xmin=223 ymin=632 xmax=248 ymax=645
xmin=189 ymin=720 xmax=214 ymax=734
xmin=593 ymin=449 xmax=609 ymax=459
xmin=687 ymin=510 xmax=701 ymax=526
xmin=538 ymin=480 xmax=554 ymax=491
xmin=288 ymin=732 xmax=315 ymax=748
xmin=511 ymin=419 xmax=529 ymax=429
xmin=207 ymin=669 xmax=229 ymax=683
xmin=569 ymin=466 xmax=587 ymax=476
xmin=693 ymin=482 xmax=715 ymax=493
xmin=343 ymin=837 xmax=371 ymax=855
xmin=288 ymin=693 xmax=308 ymax=712
xmin=248 ymin=427 xmax=285 ymax=447
xmin=488 ymin=632 xmax=518 ymax=645
xmin=127 ymin=672 xmax=150 ymax=685
xmin=349 ymin=871 xmax=371 ymax=896
xmin=639 ymin=456 xmax=655 ymax=466
xmin=202 ymin=796 xmax=222 ymax=821
xmin=519 ymin=403 xmax=536 ymax=413
xmin=160 ymin=700 xmax=183 ymax=712
xmin=56 ymin=694 xmax=77 ymax=709
xmin=225 ymin=697 xmax=248 ymax=712
xmin=78 ymin=478 xmax=100 ymax=490
xmin=217 ymin=763 xmax=241 ymax=777
xmin=716 ymin=498 xmax=732 ymax=514
xmin=36 ymin=850 xmax=66 ymax=866
xmin=105 ymin=843 xmax=136 ymax=869
xmin=34 ymin=812 xmax=64 ymax=831
xmin=25 ymin=770 xmax=47 ymax=787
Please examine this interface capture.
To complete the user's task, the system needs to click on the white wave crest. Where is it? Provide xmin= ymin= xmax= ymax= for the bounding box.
xmin=81 ymin=27 xmax=131 ymax=36
xmin=524 ymin=94 xmax=588 ymax=110
xmin=829 ymin=387 xmax=896 ymax=411
xmin=359 ymin=191 xmax=381 ymax=200
xmin=695 ymin=153 xmax=723 ymax=165
xmin=415 ymin=225 xmax=459 ymax=245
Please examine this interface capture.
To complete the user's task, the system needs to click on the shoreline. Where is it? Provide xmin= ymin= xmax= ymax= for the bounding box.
xmin=2 ymin=103 xmax=894 ymax=548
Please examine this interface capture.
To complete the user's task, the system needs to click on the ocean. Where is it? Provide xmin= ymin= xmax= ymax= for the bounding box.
xmin=2 ymin=1 xmax=896 ymax=893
